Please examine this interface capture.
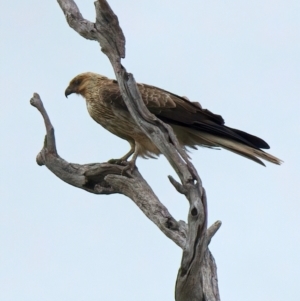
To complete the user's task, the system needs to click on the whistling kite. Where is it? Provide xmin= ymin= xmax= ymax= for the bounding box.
xmin=65 ymin=72 xmax=281 ymax=167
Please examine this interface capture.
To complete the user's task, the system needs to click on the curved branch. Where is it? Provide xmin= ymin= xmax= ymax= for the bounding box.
xmin=36 ymin=1 xmax=223 ymax=300
xmin=30 ymin=93 xmax=187 ymax=247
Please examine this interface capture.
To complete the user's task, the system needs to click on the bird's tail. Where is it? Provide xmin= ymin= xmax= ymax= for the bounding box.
xmin=186 ymin=130 xmax=282 ymax=166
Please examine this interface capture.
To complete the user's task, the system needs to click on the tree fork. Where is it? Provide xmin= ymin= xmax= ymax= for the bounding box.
xmin=30 ymin=1 xmax=222 ymax=299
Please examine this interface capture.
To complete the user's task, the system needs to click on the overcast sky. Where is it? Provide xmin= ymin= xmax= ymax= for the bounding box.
xmin=1 ymin=0 xmax=299 ymax=300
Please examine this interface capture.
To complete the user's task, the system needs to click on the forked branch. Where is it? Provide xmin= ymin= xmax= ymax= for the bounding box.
xmin=30 ymin=1 xmax=223 ymax=300
xmin=30 ymin=93 xmax=187 ymax=248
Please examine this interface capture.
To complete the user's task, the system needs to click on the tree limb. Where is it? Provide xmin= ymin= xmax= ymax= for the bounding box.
xmin=30 ymin=93 xmax=187 ymax=248
xmin=30 ymin=1 xmax=224 ymax=300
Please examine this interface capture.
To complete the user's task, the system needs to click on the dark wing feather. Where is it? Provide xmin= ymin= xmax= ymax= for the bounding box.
xmin=138 ymin=83 xmax=225 ymax=125
xmin=226 ymin=127 xmax=270 ymax=149
xmin=107 ymin=80 xmax=269 ymax=150
xmin=137 ymin=84 xmax=269 ymax=150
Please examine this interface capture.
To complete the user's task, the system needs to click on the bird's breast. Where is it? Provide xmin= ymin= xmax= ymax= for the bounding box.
xmin=86 ymin=100 xmax=141 ymax=141
xmin=85 ymin=95 xmax=161 ymax=158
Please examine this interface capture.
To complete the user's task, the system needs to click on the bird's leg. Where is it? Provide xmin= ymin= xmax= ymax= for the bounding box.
xmin=108 ymin=143 xmax=140 ymax=174
xmin=123 ymin=150 xmax=139 ymax=172
xmin=119 ymin=143 xmax=141 ymax=174
xmin=108 ymin=144 xmax=135 ymax=165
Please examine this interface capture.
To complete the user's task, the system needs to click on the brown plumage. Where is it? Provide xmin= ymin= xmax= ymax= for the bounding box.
xmin=65 ymin=72 xmax=282 ymax=166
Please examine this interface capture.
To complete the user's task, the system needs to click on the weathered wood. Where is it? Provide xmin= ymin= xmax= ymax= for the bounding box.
xmin=30 ymin=93 xmax=188 ymax=248
xmin=30 ymin=1 xmax=223 ymax=300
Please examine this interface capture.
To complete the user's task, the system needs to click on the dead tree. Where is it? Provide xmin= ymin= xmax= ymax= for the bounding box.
xmin=30 ymin=1 xmax=222 ymax=300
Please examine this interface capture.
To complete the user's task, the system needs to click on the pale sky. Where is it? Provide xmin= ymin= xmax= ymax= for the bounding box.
xmin=1 ymin=0 xmax=299 ymax=300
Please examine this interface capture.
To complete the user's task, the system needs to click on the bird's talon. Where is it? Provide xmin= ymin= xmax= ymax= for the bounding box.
xmin=120 ymin=161 xmax=136 ymax=176
xmin=108 ymin=158 xmax=127 ymax=165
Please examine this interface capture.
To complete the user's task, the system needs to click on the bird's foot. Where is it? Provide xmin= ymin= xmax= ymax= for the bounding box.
xmin=107 ymin=158 xmax=136 ymax=176
xmin=120 ymin=160 xmax=136 ymax=175
xmin=107 ymin=158 xmax=128 ymax=166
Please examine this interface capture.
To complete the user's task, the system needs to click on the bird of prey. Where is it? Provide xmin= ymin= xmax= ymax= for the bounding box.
xmin=65 ymin=72 xmax=281 ymax=167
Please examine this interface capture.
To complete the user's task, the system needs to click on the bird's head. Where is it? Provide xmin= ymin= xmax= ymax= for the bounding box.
xmin=65 ymin=72 xmax=105 ymax=98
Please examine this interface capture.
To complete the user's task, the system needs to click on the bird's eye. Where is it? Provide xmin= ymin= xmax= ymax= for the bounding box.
xmin=74 ymin=79 xmax=80 ymax=86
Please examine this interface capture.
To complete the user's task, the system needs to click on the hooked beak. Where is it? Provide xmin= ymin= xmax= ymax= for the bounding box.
xmin=65 ymin=86 xmax=73 ymax=98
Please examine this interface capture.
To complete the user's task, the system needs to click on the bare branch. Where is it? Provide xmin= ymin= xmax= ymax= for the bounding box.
xmin=57 ymin=0 xmax=97 ymax=40
xmin=94 ymin=0 xmax=125 ymax=58
xmin=168 ymin=175 xmax=188 ymax=195
xmin=104 ymin=174 xmax=187 ymax=248
xmin=29 ymin=1 xmax=223 ymax=300
xmin=30 ymin=94 xmax=187 ymax=247
xmin=30 ymin=93 xmax=58 ymax=156
xmin=207 ymin=221 xmax=222 ymax=243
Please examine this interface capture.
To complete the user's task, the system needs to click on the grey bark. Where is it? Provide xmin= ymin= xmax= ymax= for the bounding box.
xmin=30 ymin=1 xmax=222 ymax=300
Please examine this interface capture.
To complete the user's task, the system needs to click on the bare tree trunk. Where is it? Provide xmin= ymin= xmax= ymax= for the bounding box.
xmin=30 ymin=1 xmax=222 ymax=300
